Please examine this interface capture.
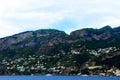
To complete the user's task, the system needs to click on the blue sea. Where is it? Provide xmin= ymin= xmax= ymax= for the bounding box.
xmin=0 ymin=76 xmax=119 ymax=80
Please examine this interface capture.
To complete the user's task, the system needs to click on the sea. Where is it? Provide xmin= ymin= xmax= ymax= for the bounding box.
xmin=0 ymin=76 xmax=119 ymax=80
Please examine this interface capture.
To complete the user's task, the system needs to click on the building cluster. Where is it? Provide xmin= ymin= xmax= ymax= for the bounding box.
xmin=85 ymin=66 xmax=120 ymax=76
xmin=0 ymin=46 xmax=119 ymax=76
xmin=87 ymin=47 xmax=118 ymax=56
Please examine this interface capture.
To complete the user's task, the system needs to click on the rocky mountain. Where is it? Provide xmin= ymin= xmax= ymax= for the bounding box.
xmin=0 ymin=29 xmax=68 ymax=56
xmin=70 ymin=26 xmax=112 ymax=41
xmin=0 ymin=26 xmax=120 ymax=76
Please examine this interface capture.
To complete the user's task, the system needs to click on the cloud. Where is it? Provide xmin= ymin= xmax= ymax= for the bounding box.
xmin=101 ymin=17 xmax=120 ymax=27
xmin=0 ymin=0 xmax=120 ymax=38
xmin=0 ymin=21 xmax=23 ymax=38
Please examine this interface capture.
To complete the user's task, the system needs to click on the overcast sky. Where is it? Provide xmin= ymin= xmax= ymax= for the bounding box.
xmin=0 ymin=0 xmax=120 ymax=38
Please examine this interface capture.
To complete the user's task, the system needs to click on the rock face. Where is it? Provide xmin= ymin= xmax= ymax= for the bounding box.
xmin=0 ymin=29 xmax=68 ymax=53
xmin=0 ymin=26 xmax=120 ymax=75
xmin=0 ymin=25 xmax=120 ymax=52
xmin=70 ymin=26 xmax=113 ymax=41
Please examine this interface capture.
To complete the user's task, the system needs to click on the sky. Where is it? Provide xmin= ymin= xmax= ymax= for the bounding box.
xmin=0 ymin=0 xmax=120 ymax=38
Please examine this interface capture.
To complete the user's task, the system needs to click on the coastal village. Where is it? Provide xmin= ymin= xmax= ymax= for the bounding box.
xmin=0 ymin=46 xmax=119 ymax=76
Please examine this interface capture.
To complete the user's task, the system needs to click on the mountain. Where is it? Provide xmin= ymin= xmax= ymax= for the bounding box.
xmin=70 ymin=25 xmax=112 ymax=41
xmin=0 ymin=26 xmax=120 ymax=76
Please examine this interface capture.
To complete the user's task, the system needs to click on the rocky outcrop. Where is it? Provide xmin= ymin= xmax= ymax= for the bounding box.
xmin=70 ymin=26 xmax=113 ymax=41
xmin=0 ymin=29 xmax=67 ymax=51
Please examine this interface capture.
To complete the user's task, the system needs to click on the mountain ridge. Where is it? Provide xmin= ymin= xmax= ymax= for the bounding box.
xmin=0 ymin=25 xmax=120 ymax=76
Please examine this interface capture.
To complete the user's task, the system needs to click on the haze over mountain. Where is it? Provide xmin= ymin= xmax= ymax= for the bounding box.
xmin=0 ymin=25 xmax=120 ymax=76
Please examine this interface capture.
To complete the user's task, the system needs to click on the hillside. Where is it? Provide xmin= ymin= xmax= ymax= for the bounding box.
xmin=0 ymin=26 xmax=120 ymax=76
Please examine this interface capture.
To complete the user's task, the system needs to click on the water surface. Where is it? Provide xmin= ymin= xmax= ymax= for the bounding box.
xmin=0 ymin=76 xmax=119 ymax=80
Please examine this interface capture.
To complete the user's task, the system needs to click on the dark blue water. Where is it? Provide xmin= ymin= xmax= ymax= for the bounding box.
xmin=0 ymin=76 xmax=119 ymax=80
